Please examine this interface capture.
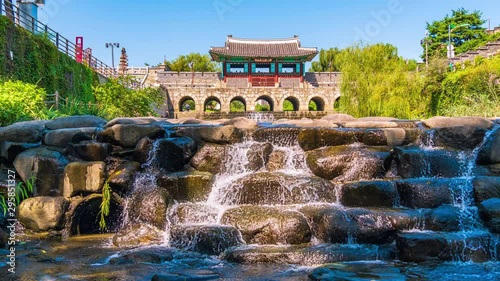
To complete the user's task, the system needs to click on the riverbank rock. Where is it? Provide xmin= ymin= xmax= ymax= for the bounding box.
xmin=190 ymin=143 xmax=227 ymax=174
xmin=173 ymin=125 xmax=244 ymax=144
xmin=306 ymin=145 xmax=390 ymax=182
xmin=99 ymin=124 xmax=165 ymax=147
xmin=253 ymin=127 xmax=300 ymax=146
xmin=0 ymin=141 xmax=40 ymax=163
xmin=425 ymin=205 xmax=461 ymax=232
xmin=157 ymin=171 xmax=214 ymax=202
xmin=344 ymin=121 xmax=398 ymax=128
xmin=218 ymin=172 xmax=336 ymax=205
xmin=45 ymin=115 xmax=106 ymax=130
xmin=63 ymin=161 xmax=106 ymax=198
xmin=112 ymin=224 xmax=164 ymax=247
xmin=67 ymin=141 xmax=112 ymax=161
xmin=472 ymin=176 xmax=500 ymax=204
xmin=478 ymin=198 xmax=500 ymax=233
xmin=395 ymin=178 xmax=454 ymax=208
xmin=309 ymin=262 xmax=405 ymax=281
xmin=18 ymin=197 xmax=68 ymax=231
xmin=422 ymin=116 xmax=493 ymax=129
xmin=362 ymin=128 xmax=406 ymax=146
xmin=127 ymin=187 xmax=170 ymax=229
xmin=13 ymin=147 xmax=69 ymax=196
xmin=168 ymin=203 xmax=219 ymax=225
xmin=340 ymin=180 xmax=397 ymax=208
xmin=137 ymin=137 xmax=196 ymax=171
xmin=420 ymin=126 xmax=487 ymax=150
xmin=321 ymin=114 xmax=356 ymax=122
xmin=0 ymin=120 xmax=48 ymax=143
xmin=220 ymin=206 xmax=311 ymax=245
xmin=298 ymin=128 xmax=362 ymax=151
xmin=107 ymin=161 xmax=141 ymax=193
xmin=44 ymin=127 xmax=101 ymax=147
xmin=170 ymin=225 xmax=244 ymax=255
xmin=477 ymin=128 xmax=500 ymax=165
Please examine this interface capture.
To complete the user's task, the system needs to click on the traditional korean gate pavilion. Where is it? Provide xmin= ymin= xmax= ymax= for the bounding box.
xmin=209 ymin=35 xmax=318 ymax=87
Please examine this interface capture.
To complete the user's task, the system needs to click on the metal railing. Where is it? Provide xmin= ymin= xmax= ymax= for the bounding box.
xmin=1 ymin=1 xmax=114 ymax=78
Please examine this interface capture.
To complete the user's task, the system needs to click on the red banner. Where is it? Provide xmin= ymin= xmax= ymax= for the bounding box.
xmin=76 ymin=37 xmax=83 ymax=63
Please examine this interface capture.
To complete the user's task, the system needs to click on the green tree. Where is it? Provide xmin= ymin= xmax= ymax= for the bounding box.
xmin=93 ymin=76 xmax=164 ymax=119
xmin=166 ymin=53 xmax=220 ymax=72
xmin=310 ymin=48 xmax=342 ymax=72
xmin=422 ymin=8 xmax=486 ymax=60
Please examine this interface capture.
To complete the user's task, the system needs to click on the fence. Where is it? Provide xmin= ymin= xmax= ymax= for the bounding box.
xmin=1 ymin=1 xmax=114 ymax=78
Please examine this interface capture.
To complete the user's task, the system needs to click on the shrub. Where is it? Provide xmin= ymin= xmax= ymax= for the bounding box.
xmin=0 ymin=80 xmax=47 ymax=125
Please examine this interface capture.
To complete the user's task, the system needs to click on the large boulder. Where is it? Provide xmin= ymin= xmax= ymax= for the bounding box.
xmin=170 ymin=225 xmax=244 ymax=255
xmin=321 ymin=114 xmax=356 ymax=122
xmin=136 ymin=137 xmax=197 ymax=171
xmin=44 ymin=127 xmax=100 ymax=147
xmin=45 ymin=115 xmax=106 ymax=130
xmin=63 ymin=161 xmax=106 ymax=198
xmin=173 ymin=125 xmax=243 ymax=144
xmin=99 ymin=124 xmax=165 ymax=147
xmin=309 ymin=262 xmax=405 ymax=281
xmin=157 ymin=171 xmax=214 ymax=202
xmin=477 ymin=128 xmax=500 ymax=165
xmin=253 ymin=127 xmax=300 ymax=146
xmin=339 ymin=180 xmax=397 ymax=207
xmin=107 ymin=161 xmax=141 ymax=193
xmin=217 ymin=172 xmax=336 ymax=205
xmin=305 ymin=145 xmax=390 ymax=182
xmin=0 ymin=141 xmax=40 ymax=163
xmin=220 ymin=206 xmax=311 ymax=245
xmin=246 ymin=142 xmax=273 ymax=171
xmin=299 ymin=204 xmax=354 ymax=243
xmin=344 ymin=121 xmax=398 ymax=128
xmin=222 ymin=117 xmax=258 ymax=132
xmin=425 ymin=205 xmax=462 ymax=232
xmin=272 ymin=119 xmax=335 ymax=128
xmin=265 ymin=149 xmax=287 ymax=171
xmin=298 ymin=128 xmax=362 ymax=151
xmin=105 ymin=117 xmax=167 ymax=127
xmin=395 ymin=178 xmax=454 ymax=208
xmin=13 ymin=147 xmax=69 ymax=196
xmin=420 ymin=127 xmax=487 ymax=150
xmin=478 ymin=198 xmax=500 ymax=233
xmin=168 ymin=203 xmax=219 ymax=225
xmin=391 ymin=147 xmax=463 ymax=178
xmin=190 ymin=143 xmax=227 ymax=174
xmin=0 ymin=120 xmax=47 ymax=143
xmin=362 ymin=128 xmax=406 ymax=146
xmin=422 ymin=116 xmax=493 ymax=129
xmin=18 ymin=196 xmax=68 ymax=231
xmin=127 ymin=187 xmax=170 ymax=229
xmin=112 ymin=224 xmax=164 ymax=247
xmin=67 ymin=141 xmax=112 ymax=161
xmin=472 ymin=176 xmax=500 ymax=204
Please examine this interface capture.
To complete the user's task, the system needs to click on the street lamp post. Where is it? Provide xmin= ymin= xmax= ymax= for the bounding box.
xmin=448 ymin=23 xmax=471 ymax=59
xmin=106 ymin=42 xmax=120 ymax=74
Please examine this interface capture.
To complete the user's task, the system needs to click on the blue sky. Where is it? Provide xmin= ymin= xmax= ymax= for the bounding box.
xmin=36 ymin=0 xmax=500 ymax=67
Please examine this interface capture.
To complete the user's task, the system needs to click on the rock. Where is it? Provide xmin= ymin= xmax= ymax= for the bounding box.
xmin=18 ymin=197 xmax=68 ymax=231
xmin=321 ymin=113 xmax=356 ymax=122
xmin=63 ymin=161 xmax=106 ymax=198
xmin=253 ymin=127 xmax=300 ymax=146
xmin=168 ymin=203 xmax=219 ymax=225
xmin=170 ymin=225 xmax=244 ymax=255
xmin=13 ymin=147 xmax=69 ymax=196
xmin=222 ymin=117 xmax=258 ymax=131
xmin=358 ymin=117 xmax=399 ymax=122
xmin=420 ymin=127 xmax=487 ymax=150
xmin=265 ymin=150 xmax=287 ymax=171
xmin=0 ymin=229 xmax=8 ymax=248
xmin=346 ymin=208 xmax=400 ymax=244
xmin=45 ymin=115 xmax=106 ymax=130
xmin=223 ymin=244 xmax=394 ymax=265
xmin=220 ymin=206 xmax=311 ymax=245
xmin=44 ymin=127 xmax=101 ymax=147
xmin=108 ymin=161 xmax=141 ymax=193
xmin=344 ymin=121 xmax=398 ymax=128
xmin=396 ymin=178 xmax=454 ymax=208
xmin=152 ymin=271 xmax=219 ymax=281
xmin=298 ymin=128 xmax=362 ymax=151
xmin=472 ymin=176 xmax=500 ymax=204
xmin=105 ymin=117 xmax=167 ymax=127
xmin=478 ymin=198 xmax=500 ymax=233
xmin=157 ymin=171 xmax=214 ymax=202
xmin=0 ymin=120 xmax=47 ymax=143
xmin=425 ymin=205 xmax=461 ymax=232
xmin=109 ymin=247 xmax=176 ymax=265
xmin=99 ymin=124 xmax=165 ymax=148
xmin=0 ymin=141 xmax=40 ymax=163
xmin=135 ymin=137 xmax=197 ymax=171
xmin=112 ymin=224 xmax=164 ymax=247
xmin=309 ymin=262 xmax=405 ymax=281
xmin=403 ymin=128 xmax=423 ymax=145
xmin=190 ymin=143 xmax=227 ymax=174
xmin=173 ymin=125 xmax=243 ymax=144
xmin=68 ymin=193 xmax=123 ymax=235
xmin=272 ymin=119 xmax=335 ymax=127
xmin=67 ymin=141 xmax=112 ymax=161
xmin=422 ymin=116 xmax=493 ymax=129
xmin=362 ymin=128 xmax=406 ymax=146
xmin=299 ymin=204 xmax=354 ymax=243
xmin=340 ymin=180 xmax=397 ymax=207
xmin=391 ymin=147 xmax=463 ymax=179
xmin=477 ymin=128 xmax=500 ymax=165
xmin=246 ymin=142 xmax=273 ymax=171
xmin=397 ymin=232 xmax=490 ymax=262
xmin=305 ymin=145 xmax=390 ymax=182
xmin=218 ymin=172 xmax=336 ymax=205
xmin=127 ymin=187 xmax=170 ymax=229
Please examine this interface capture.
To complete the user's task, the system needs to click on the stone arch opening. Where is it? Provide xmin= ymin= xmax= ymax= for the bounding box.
xmin=204 ymin=96 xmax=221 ymax=112
xmin=255 ymin=95 xmax=274 ymax=112
xmin=283 ymin=96 xmax=300 ymax=111
xmin=230 ymin=96 xmax=246 ymax=112
xmin=309 ymin=96 xmax=326 ymax=111
xmin=179 ymin=96 xmax=195 ymax=112
xmin=334 ymin=96 xmax=341 ymax=112
xmin=70 ymin=194 xmax=122 ymax=235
